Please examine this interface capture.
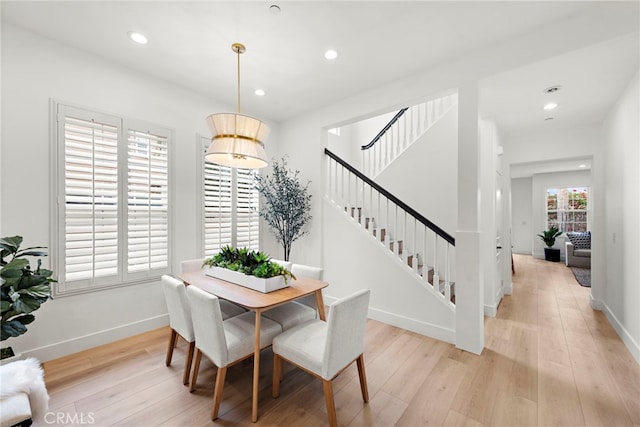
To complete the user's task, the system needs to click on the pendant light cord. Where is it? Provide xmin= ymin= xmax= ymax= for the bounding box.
xmin=237 ymin=46 xmax=241 ymax=113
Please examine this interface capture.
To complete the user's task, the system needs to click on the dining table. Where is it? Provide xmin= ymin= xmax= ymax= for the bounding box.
xmin=179 ymin=269 xmax=328 ymax=422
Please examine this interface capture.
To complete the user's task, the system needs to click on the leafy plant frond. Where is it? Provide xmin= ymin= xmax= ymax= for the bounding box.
xmin=1 ymin=235 xmax=54 ymax=342
xmin=203 ymin=246 xmax=295 ymax=283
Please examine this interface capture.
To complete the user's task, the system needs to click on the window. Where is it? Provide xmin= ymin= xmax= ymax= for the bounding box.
xmin=546 ymin=187 xmax=588 ymax=232
xmin=53 ymin=103 xmax=172 ymax=295
xmin=198 ymin=136 xmax=259 ymax=257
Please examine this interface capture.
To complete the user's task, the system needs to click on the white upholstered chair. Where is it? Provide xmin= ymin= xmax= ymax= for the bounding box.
xmin=272 ymin=289 xmax=371 ymax=427
xmin=180 ymin=258 xmax=204 ymax=273
xmin=186 ymin=285 xmax=282 ymax=420
xmin=290 ymin=263 xmax=323 ymax=309
xmin=161 ymin=275 xmax=196 ymax=385
xmin=180 ymin=258 xmax=247 ymax=319
xmin=261 ymin=261 xmax=319 ymax=330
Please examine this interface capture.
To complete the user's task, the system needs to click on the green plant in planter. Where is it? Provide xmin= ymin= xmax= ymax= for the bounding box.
xmin=1 ymin=235 xmax=55 ymax=358
xmin=203 ymin=246 xmax=295 ymax=283
xmin=537 ymin=226 xmax=563 ymax=247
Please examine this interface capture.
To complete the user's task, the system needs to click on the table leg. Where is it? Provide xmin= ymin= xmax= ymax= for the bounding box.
xmin=252 ymin=309 xmax=261 ymax=422
xmin=315 ymin=290 xmax=327 ymax=321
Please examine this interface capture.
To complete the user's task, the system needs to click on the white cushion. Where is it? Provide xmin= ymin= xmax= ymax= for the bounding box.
xmin=270 ymin=259 xmax=292 ymax=271
xmin=162 ymin=275 xmax=195 ymax=342
xmin=0 ymin=392 xmax=31 ymax=427
xmin=224 ymin=312 xmax=282 ymax=363
xmin=187 ymin=285 xmax=281 ymax=367
xmin=272 ymin=320 xmax=327 ymax=377
xmin=263 ymin=302 xmax=317 ymax=330
xmin=219 ymin=300 xmax=247 ymax=320
xmin=291 ymin=264 xmax=323 ymax=280
xmin=180 ymin=258 xmax=204 ymax=273
xmin=272 ymin=289 xmax=370 ymax=380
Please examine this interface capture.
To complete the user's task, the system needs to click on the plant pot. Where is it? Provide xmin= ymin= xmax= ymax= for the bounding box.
xmin=205 ymin=266 xmax=288 ymax=293
xmin=0 ymin=347 xmax=22 ymax=365
xmin=544 ymin=247 xmax=561 ymax=262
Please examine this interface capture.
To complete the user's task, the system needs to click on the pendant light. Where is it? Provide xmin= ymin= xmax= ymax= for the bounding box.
xmin=205 ymin=43 xmax=270 ymax=169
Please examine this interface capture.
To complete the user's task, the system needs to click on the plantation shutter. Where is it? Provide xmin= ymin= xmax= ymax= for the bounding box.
xmin=200 ymin=136 xmax=259 ymax=256
xmin=236 ymin=168 xmax=260 ymax=250
xmin=60 ymin=106 xmax=120 ymax=290
xmin=203 ymin=146 xmax=233 ymax=257
xmin=126 ymin=125 xmax=170 ymax=278
xmin=55 ymin=102 xmax=173 ymax=296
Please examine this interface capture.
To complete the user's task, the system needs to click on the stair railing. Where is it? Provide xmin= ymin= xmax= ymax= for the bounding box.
xmin=326 ymin=148 xmax=456 ymax=304
xmin=361 ymin=93 xmax=458 ymax=177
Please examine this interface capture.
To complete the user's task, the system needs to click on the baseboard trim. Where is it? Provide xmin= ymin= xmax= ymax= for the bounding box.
xmin=593 ymin=297 xmax=640 ymax=365
xmin=484 ymin=304 xmax=497 ymax=317
xmin=21 ymin=314 xmax=169 ymax=362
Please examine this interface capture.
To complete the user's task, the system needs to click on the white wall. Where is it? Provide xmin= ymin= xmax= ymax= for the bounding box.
xmin=511 ymin=177 xmax=533 ymax=254
xmin=375 ymin=107 xmax=458 ymax=235
xmin=531 ymin=171 xmax=591 ymax=260
xmin=0 ymin=24 xmax=278 ymax=361
xmin=601 ymin=70 xmax=640 ymax=363
xmin=323 ymin=200 xmax=455 ymax=342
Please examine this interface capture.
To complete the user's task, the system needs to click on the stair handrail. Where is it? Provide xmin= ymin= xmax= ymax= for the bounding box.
xmin=325 ymin=148 xmax=455 ymax=245
xmin=360 ymin=108 xmax=408 ymax=150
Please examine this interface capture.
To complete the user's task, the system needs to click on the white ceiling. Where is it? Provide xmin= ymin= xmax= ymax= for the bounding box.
xmin=2 ymin=0 xmax=639 ymax=142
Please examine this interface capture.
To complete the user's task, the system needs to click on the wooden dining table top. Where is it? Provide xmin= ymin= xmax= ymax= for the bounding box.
xmin=179 ymin=269 xmax=329 ymax=310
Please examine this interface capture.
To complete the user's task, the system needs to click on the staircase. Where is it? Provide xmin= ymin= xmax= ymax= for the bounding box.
xmin=361 ymin=93 xmax=458 ymax=178
xmin=325 ymin=149 xmax=456 ymax=305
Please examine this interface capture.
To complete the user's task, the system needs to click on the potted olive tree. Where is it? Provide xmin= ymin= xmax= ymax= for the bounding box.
xmin=254 ymin=157 xmax=312 ymax=262
xmin=538 ymin=226 xmax=562 ymax=262
xmin=1 ymin=236 xmax=55 ymax=360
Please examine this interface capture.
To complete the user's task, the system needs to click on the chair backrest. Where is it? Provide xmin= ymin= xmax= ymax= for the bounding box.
xmin=322 ymin=289 xmax=370 ymax=380
xmin=181 ymin=258 xmax=204 ymax=273
xmin=291 ymin=263 xmax=323 ymax=280
xmin=270 ymin=259 xmax=292 ymax=271
xmin=161 ymin=275 xmax=195 ymax=342
xmin=186 ymin=285 xmax=229 ymax=367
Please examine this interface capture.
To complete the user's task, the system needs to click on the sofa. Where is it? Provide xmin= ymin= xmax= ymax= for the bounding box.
xmin=565 ymin=231 xmax=591 ymax=268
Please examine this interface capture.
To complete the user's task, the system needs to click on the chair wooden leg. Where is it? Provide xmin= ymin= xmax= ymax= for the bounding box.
xmin=183 ymin=341 xmax=196 ymax=386
xmin=356 ymin=354 xmax=369 ymax=402
xmin=272 ymin=353 xmax=282 ymax=398
xmin=165 ymin=329 xmax=178 ymax=366
xmin=189 ymin=349 xmax=203 ymax=393
xmin=322 ymin=379 xmax=338 ymax=427
xmin=211 ymin=366 xmax=227 ymax=420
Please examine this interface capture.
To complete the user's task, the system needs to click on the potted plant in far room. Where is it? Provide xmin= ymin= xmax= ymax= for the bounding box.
xmin=538 ymin=226 xmax=563 ymax=262
xmin=1 ymin=236 xmax=55 ymax=361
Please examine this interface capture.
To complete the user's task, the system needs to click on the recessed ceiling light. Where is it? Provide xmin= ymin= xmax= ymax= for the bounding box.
xmin=128 ymin=31 xmax=148 ymax=45
xmin=324 ymin=49 xmax=338 ymax=60
xmin=579 ymin=164 xmax=587 ymax=168
xmin=544 ymin=102 xmax=558 ymax=110
xmin=254 ymin=89 xmax=265 ymax=96
xmin=543 ymin=85 xmax=562 ymax=94
xmin=269 ymin=4 xmax=281 ymax=14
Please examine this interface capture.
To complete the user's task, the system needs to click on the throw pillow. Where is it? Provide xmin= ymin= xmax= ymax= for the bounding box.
xmin=567 ymin=231 xmax=591 ymax=250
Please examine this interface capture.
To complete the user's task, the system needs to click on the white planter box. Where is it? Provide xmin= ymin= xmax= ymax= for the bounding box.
xmin=204 ymin=266 xmax=288 ymax=293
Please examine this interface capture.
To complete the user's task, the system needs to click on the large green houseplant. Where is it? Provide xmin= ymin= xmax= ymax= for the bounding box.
xmin=538 ymin=226 xmax=562 ymax=262
xmin=1 ymin=236 xmax=55 ymax=359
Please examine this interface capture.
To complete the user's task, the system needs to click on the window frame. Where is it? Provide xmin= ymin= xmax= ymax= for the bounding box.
xmin=546 ymin=186 xmax=589 ymax=233
xmin=196 ymin=135 xmax=260 ymax=258
xmin=50 ymin=100 xmax=174 ymax=296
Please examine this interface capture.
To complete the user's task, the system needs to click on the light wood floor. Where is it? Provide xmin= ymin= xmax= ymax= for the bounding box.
xmin=37 ymin=255 xmax=640 ymax=426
